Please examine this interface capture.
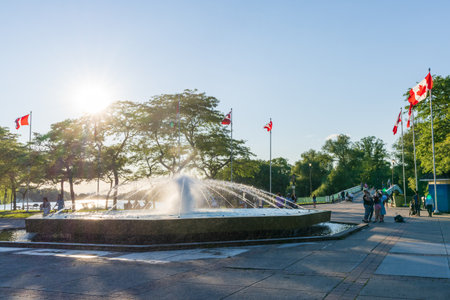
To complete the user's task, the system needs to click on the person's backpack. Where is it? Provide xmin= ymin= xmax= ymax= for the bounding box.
xmin=394 ymin=215 xmax=405 ymax=223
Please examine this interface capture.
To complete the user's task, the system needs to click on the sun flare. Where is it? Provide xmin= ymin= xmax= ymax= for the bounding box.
xmin=71 ymin=81 xmax=115 ymax=114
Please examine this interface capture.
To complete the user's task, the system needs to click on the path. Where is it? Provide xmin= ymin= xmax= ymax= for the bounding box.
xmin=0 ymin=194 xmax=448 ymax=299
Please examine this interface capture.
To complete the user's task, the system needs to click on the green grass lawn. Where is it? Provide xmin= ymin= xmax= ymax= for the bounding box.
xmin=0 ymin=210 xmax=42 ymax=218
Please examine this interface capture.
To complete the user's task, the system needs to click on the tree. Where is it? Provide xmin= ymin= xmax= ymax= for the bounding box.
xmin=217 ymin=157 xmax=291 ymax=195
xmin=292 ymin=150 xmax=333 ymax=197
xmin=0 ymin=127 xmax=29 ymax=210
xmin=412 ymin=75 xmax=449 ymax=176
xmin=35 ymin=119 xmax=90 ymax=209
xmin=137 ymin=89 xmax=250 ymax=177
xmin=319 ymin=134 xmax=358 ymax=194
xmin=100 ymin=101 xmax=140 ymax=208
xmin=354 ymin=136 xmax=390 ymax=187
xmin=322 ymin=134 xmax=354 ymax=168
xmin=194 ymin=128 xmax=252 ymax=179
xmin=392 ymin=130 xmax=427 ymax=195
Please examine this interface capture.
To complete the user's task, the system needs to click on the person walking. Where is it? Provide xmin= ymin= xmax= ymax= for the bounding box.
xmin=425 ymin=194 xmax=434 ymax=217
xmin=42 ymin=197 xmax=51 ymax=216
xmin=362 ymin=190 xmax=373 ymax=223
xmin=380 ymin=193 xmax=387 ymax=222
xmin=56 ymin=194 xmax=65 ymax=211
xmin=275 ymin=193 xmax=284 ymax=208
xmin=373 ymin=194 xmax=381 ymax=222
xmin=368 ymin=194 xmax=374 ymax=222
xmin=312 ymin=194 xmax=317 ymax=208
xmin=413 ymin=192 xmax=420 ymax=216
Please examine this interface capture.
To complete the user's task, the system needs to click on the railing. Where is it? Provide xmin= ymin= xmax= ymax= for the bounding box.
xmin=295 ymin=185 xmax=362 ymax=205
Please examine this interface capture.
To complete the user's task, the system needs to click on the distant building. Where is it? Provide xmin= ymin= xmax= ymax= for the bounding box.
xmin=420 ymin=175 xmax=450 ymax=213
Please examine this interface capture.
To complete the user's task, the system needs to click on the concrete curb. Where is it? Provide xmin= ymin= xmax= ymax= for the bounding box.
xmin=0 ymin=221 xmax=368 ymax=252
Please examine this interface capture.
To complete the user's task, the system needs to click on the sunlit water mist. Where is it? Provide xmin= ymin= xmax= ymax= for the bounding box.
xmin=46 ymin=175 xmax=308 ymax=219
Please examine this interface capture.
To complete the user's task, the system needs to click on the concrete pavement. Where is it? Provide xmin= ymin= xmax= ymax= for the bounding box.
xmin=0 ymin=195 xmax=449 ymax=299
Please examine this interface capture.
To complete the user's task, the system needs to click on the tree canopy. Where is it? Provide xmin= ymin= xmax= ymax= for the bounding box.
xmin=0 ymin=77 xmax=448 ymax=209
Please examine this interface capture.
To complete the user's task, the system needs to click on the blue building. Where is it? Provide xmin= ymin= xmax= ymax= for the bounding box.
xmin=420 ymin=177 xmax=450 ymax=213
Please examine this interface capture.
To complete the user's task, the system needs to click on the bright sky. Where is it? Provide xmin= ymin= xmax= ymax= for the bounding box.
xmin=1 ymin=0 xmax=449 ymax=164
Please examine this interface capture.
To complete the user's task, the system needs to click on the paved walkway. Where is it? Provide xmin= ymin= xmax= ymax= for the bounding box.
xmin=0 ymin=218 xmax=25 ymax=230
xmin=0 ymin=195 xmax=449 ymax=299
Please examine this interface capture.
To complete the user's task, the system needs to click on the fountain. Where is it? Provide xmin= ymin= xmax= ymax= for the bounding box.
xmin=25 ymin=176 xmax=330 ymax=245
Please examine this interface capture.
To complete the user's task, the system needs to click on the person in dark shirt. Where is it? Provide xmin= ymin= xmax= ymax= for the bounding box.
xmin=413 ymin=192 xmax=420 ymax=216
xmin=362 ymin=190 xmax=373 ymax=223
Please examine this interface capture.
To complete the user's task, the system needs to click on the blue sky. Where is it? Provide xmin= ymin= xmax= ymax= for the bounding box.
xmin=1 ymin=0 xmax=449 ymax=164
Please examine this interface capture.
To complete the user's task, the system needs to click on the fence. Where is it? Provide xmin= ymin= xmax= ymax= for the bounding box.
xmin=295 ymin=185 xmax=362 ymax=205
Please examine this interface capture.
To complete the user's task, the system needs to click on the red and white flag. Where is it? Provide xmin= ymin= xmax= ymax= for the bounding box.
xmin=264 ymin=120 xmax=273 ymax=132
xmin=393 ymin=110 xmax=401 ymax=135
xmin=15 ymin=114 xmax=30 ymax=130
xmin=408 ymin=72 xmax=433 ymax=106
xmin=221 ymin=111 xmax=231 ymax=125
xmin=407 ymin=105 xmax=413 ymax=128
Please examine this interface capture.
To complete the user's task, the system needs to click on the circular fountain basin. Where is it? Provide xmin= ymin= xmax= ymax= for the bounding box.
xmin=25 ymin=208 xmax=330 ymax=244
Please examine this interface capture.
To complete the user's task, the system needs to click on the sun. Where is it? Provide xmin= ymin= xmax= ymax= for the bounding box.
xmin=71 ymin=81 xmax=115 ymax=114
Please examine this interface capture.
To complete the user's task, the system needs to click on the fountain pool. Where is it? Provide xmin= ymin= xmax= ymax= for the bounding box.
xmin=25 ymin=176 xmax=331 ymax=245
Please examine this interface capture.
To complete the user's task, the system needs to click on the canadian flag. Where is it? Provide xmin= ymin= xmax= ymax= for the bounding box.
xmin=15 ymin=114 xmax=30 ymax=130
xmin=408 ymin=72 xmax=433 ymax=106
xmin=407 ymin=105 xmax=413 ymax=128
xmin=264 ymin=120 xmax=273 ymax=132
xmin=221 ymin=111 xmax=231 ymax=125
xmin=393 ymin=110 xmax=401 ymax=135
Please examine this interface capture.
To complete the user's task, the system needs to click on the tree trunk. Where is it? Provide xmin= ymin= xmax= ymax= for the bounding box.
xmin=68 ymin=175 xmax=75 ymax=210
xmin=105 ymin=181 xmax=113 ymax=210
xmin=12 ymin=188 xmax=17 ymax=211
xmin=113 ymin=169 xmax=119 ymax=210
xmin=10 ymin=177 xmax=17 ymax=210
xmin=60 ymin=178 xmax=64 ymax=198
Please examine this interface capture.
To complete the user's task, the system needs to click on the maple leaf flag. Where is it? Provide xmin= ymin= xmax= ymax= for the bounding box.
xmin=393 ymin=110 xmax=401 ymax=135
xmin=15 ymin=114 xmax=30 ymax=130
xmin=407 ymin=105 xmax=412 ymax=128
xmin=408 ymin=72 xmax=433 ymax=106
xmin=264 ymin=120 xmax=273 ymax=132
xmin=221 ymin=111 xmax=231 ymax=125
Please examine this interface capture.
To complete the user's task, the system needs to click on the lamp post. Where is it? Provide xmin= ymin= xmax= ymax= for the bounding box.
xmin=309 ymin=163 xmax=312 ymax=196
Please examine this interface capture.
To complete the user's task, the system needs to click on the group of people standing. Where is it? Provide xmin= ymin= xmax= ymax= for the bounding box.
xmin=41 ymin=194 xmax=65 ymax=216
xmin=411 ymin=192 xmax=435 ymax=217
xmin=275 ymin=193 xmax=297 ymax=208
xmin=362 ymin=189 xmax=388 ymax=223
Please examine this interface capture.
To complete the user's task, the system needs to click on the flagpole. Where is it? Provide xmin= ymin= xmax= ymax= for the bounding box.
xmin=400 ymin=107 xmax=407 ymax=206
xmin=411 ymin=107 xmax=418 ymax=193
xmin=178 ymin=94 xmax=181 ymax=174
xmin=269 ymin=117 xmax=272 ymax=194
xmin=26 ymin=111 xmax=32 ymax=212
xmin=230 ymin=108 xmax=233 ymax=182
xmin=428 ymin=68 xmax=439 ymax=213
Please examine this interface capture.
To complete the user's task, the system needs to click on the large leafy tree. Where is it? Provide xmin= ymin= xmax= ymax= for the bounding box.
xmin=100 ymin=101 xmax=140 ymax=208
xmin=392 ymin=74 xmax=449 ymax=195
xmin=217 ymin=157 xmax=292 ymax=195
xmin=137 ymin=90 xmax=250 ymax=177
xmin=354 ymin=136 xmax=390 ymax=187
xmin=292 ymin=149 xmax=333 ymax=197
xmin=0 ymin=127 xmax=45 ymax=209
xmin=392 ymin=130 xmax=427 ymax=194
xmin=194 ymin=128 xmax=252 ymax=179
xmin=412 ymin=75 xmax=449 ymax=176
xmin=318 ymin=134 xmax=358 ymax=194
xmin=35 ymin=119 xmax=90 ymax=209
